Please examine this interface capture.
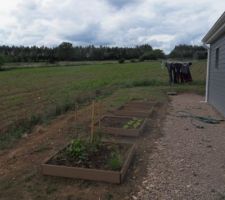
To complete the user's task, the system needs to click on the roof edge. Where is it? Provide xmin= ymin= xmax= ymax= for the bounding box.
xmin=202 ymin=12 xmax=225 ymax=44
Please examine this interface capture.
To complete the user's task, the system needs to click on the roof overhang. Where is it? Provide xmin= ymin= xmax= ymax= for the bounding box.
xmin=202 ymin=12 xmax=225 ymax=44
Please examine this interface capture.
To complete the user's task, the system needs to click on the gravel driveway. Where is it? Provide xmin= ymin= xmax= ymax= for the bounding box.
xmin=136 ymin=94 xmax=225 ymax=200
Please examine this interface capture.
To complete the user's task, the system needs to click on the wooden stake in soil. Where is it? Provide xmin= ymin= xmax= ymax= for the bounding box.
xmin=75 ymin=103 xmax=78 ymax=122
xmin=91 ymin=100 xmax=95 ymax=143
xmin=98 ymin=101 xmax=102 ymax=128
xmin=75 ymin=102 xmax=78 ymax=135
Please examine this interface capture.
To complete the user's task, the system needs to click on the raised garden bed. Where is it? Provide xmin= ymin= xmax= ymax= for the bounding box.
xmin=113 ymin=102 xmax=155 ymax=118
xmin=42 ymin=141 xmax=136 ymax=184
xmin=125 ymin=101 xmax=156 ymax=109
xmin=97 ymin=115 xmax=147 ymax=137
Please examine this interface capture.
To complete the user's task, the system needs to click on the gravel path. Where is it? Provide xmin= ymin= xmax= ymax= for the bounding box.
xmin=136 ymin=94 xmax=225 ymax=200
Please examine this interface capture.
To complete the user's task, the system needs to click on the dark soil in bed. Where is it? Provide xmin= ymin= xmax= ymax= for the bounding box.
xmin=47 ymin=142 xmax=131 ymax=171
xmin=101 ymin=116 xmax=142 ymax=129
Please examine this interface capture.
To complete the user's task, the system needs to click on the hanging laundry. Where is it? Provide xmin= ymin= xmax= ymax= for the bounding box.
xmin=165 ymin=61 xmax=193 ymax=84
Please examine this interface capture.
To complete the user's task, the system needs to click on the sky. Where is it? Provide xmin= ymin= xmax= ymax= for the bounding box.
xmin=0 ymin=0 xmax=224 ymax=53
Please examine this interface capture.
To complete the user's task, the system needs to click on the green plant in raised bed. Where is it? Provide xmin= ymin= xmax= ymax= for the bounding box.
xmin=123 ymin=118 xmax=143 ymax=129
xmin=67 ymin=139 xmax=89 ymax=161
xmin=107 ymin=151 xmax=123 ymax=170
xmin=89 ymin=130 xmax=103 ymax=153
xmin=123 ymin=124 xmax=129 ymax=129
xmin=67 ymin=131 xmax=103 ymax=162
xmin=133 ymin=119 xmax=143 ymax=128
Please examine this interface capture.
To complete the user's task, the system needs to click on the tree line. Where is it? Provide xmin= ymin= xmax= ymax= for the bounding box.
xmin=0 ymin=42 xmax=207 ymax=66
xmin=0 ymin=43 xmax=165 ymax=63
xmin=169 ymin=44 xmax=207 ymax=60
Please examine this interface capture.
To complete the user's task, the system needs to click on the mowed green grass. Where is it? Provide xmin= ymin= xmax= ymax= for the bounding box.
xmin=0 ymin=60 xmax=206 ymax=133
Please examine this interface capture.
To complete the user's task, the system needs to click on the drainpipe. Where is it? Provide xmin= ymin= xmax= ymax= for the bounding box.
xmin=203 ymin=43 xmax=210 ymax=103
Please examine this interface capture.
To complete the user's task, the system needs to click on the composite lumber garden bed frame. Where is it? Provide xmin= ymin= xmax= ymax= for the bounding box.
xmin=42 ymin=142 xmax=136 ymax=184
xmin=113 ymin=101 xmax=155 ymax=118
xmin=98 ymin=115 xmax=147 ymax=137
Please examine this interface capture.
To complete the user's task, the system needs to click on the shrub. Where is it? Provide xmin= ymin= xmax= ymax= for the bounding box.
xmin=118 ymin=58 xmax=125 ymax=64
xmin=0 ymin=55 xmax=5 ymax=71
xmin=138 ymin=56 xmax=145 ymax=62
xmin=130 ymin=59 xmax=136 ymax=63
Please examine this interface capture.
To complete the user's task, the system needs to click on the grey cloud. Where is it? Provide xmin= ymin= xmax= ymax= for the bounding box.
xmin=65 ymin=24 xmax=101 ymax=44
xmin=106 ymin=0 xmax=138 ymax=8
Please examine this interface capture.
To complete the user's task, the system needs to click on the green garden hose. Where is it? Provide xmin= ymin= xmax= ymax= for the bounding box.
xmin=176 ymin=111 xmax=224 ymax=124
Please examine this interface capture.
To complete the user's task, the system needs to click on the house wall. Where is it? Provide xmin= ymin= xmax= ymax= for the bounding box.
xmin=208 ymin=34 xmax=225 ymax=117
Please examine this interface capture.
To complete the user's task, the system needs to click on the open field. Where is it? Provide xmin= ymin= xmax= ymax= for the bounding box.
xmin=0 ymin=60 xmax=206 ymax=148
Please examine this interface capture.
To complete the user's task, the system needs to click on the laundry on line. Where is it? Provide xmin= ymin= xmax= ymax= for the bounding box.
xmin=165 ymin=62 xmax=193 ymax=84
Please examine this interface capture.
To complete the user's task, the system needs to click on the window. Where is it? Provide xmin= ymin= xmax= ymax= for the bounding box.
xmin=215 ymin=47 xmax=220 ymax=69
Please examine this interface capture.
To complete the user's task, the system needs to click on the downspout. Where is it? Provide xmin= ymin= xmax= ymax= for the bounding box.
xmin=203 ymin=43 xmax=210 ymax=103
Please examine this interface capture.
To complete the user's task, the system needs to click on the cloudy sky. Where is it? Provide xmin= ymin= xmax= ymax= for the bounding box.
xmin=0 ymin=0 xmax=224 ymax=53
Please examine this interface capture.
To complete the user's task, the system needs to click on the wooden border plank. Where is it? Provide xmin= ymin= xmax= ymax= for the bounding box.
xmin=98 ymin=115 xmax=147 ymax=137
xmin=120 ymin=144 xmax=136 ymax=182
xmin=42 ymin=142 xmax=135 ymax=184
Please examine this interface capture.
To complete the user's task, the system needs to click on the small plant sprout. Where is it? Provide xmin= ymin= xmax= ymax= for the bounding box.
xmin=123 ymin=118 xmax=143 ymax=129
xmin=107 ymin=150 xmax=123 ymax=170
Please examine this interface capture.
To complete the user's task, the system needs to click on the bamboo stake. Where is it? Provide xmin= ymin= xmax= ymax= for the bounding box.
xmin=91 ymin=100 xmax=95 ymax=143
xmin=74 ymin=102 xmax=78 ymax=135
xmin=75 ymin=103 xmax=78 ymax=121
xmin=98 ymin=101 xmax=102 ymax=128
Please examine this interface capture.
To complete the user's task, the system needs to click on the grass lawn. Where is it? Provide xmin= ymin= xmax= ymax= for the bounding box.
xmin=0 ymin=60 xmax=206 ymax=149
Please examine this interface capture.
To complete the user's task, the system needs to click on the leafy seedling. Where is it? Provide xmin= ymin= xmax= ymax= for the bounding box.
xmin=123 ymin=118 xmax=143 ymax=129
xmin=67 ymin=139 xmax=88 ymax=161
xmin=107 ymin=151 xmax=123 ymax=170
xmin=123 ymin=124 xmax=129 ymax=129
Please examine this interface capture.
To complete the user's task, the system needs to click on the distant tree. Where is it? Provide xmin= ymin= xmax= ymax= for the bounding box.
xmin=0 ymin=55 xmax=5 ymax=71
xmin=139 ymin=52 xmax=156 ymax=61
xmin=139 ymin=49 xmax=165 ymax=61
xmin=169 ymin=45 xmax=207 ymax=59
xmin=137 ymin=44 xmax=153 ymax=53
xmin=56 ymin=42 xmax=74 ymax=61
xmin=152 ymin=49 xmax=166 ymax=59
xmin=0 ymin=43 xmax=166 ymax=63
xmin=193 ymin=51 xmax=208 ymax=60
